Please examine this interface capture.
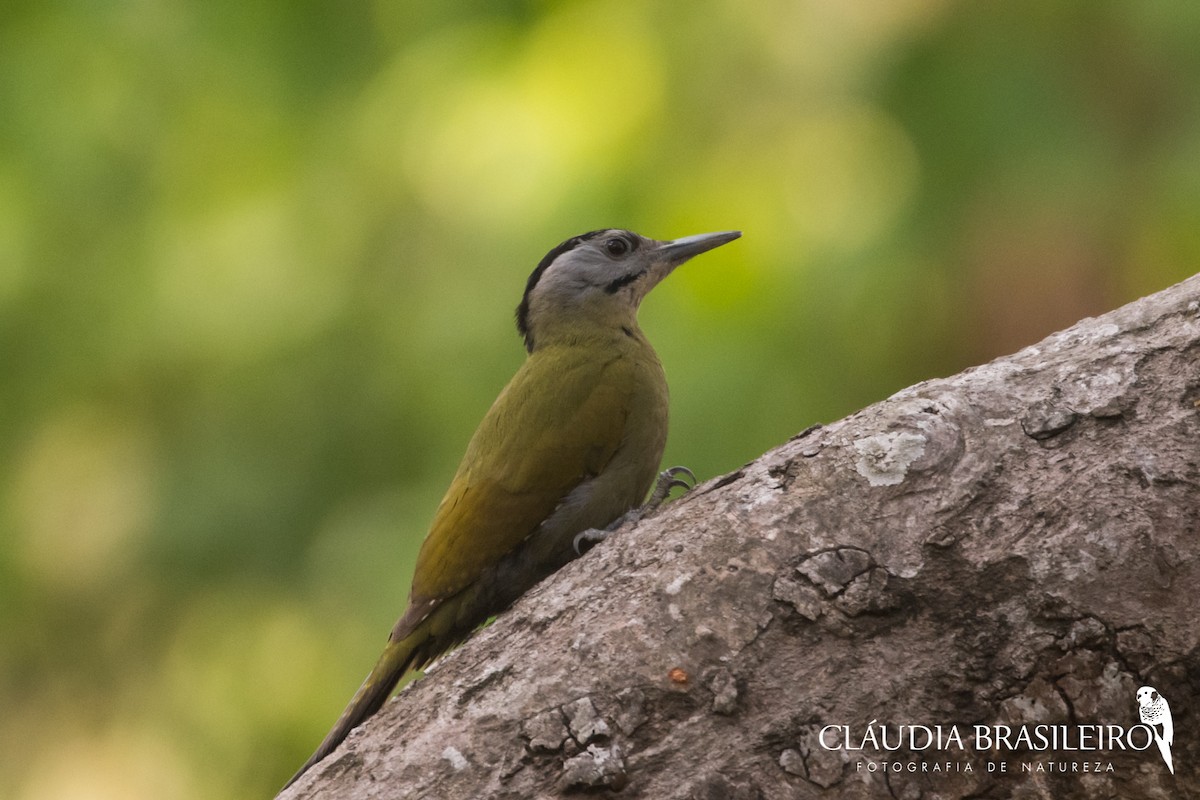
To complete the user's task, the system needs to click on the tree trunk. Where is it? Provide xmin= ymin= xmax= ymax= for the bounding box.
xmin=281 ymin=274 xmax=1200 ymax=800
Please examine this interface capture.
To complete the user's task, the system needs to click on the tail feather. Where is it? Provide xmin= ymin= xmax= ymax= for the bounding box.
xmin=1156 ymin=735 xmax=1174 ymax=774
xmin=282 ymin=634 xmax=422 ymax=791
xmin=281 ymin=591 xmax=488 ymax=793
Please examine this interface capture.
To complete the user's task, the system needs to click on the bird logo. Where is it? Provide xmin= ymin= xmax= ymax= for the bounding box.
xmin=1136 ymin=686 xmax=1174 ymax=774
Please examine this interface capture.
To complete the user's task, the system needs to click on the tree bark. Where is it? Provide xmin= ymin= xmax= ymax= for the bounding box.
xmin=282 ymin=274 xmax=1200 ymax=800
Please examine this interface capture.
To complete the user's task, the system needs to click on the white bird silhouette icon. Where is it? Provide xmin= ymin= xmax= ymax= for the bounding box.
xmin=1136 ymin=686 xmax=1174 ymax=774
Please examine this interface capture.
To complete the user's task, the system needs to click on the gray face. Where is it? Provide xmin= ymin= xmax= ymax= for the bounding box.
xmin=516 ymin=229 xmax=653 ymax=351
xmin=536 ymin=229 xmax=658 ymax=299
xmin=516 ymin=228 xmax=740 ymax=352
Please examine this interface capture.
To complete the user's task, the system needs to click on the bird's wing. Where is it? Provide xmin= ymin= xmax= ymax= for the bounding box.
xmin=1162 ymin=704 xmax=1173 ymax=745
xmin=409 ymin=351 xmax=633 ymax=603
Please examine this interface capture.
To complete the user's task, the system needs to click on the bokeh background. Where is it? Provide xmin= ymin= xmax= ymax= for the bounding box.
xmin=1 ymin=1 xmax=1197 ymax=797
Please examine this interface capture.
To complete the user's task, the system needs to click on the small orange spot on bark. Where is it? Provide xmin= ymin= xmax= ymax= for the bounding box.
xmin=668 ymin=667 xmax=688 ymax=685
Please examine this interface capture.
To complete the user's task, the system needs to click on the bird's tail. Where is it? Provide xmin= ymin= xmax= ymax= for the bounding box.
xmin=282 ymin=627 xmax=427 ymax=792
xmin=1156 ymin=734 xmax=1174 ymax=774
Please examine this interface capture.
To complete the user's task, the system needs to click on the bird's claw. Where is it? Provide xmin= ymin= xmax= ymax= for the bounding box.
xmin=645 ymin=465 xmax=697 ymax=511
xmin=573 ymin=527 xmax=611 ymax=555
xmin=573 ymin=467 xmax=696 ymax=556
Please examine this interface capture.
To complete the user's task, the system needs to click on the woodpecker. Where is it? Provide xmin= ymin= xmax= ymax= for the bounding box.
xmin=284 ymin=228 xmax=741 ymax=789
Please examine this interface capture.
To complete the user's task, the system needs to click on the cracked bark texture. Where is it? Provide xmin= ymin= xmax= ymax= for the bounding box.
xmin=281 ymin=274 xmax=1200 ymax=800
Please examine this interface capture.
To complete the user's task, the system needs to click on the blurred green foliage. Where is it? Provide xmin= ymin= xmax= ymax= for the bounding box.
xmin=1 ymin=0 xmax=1197 ymax=797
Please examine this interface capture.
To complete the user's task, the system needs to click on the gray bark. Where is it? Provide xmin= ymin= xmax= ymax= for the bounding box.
xmin=281 ymin=274 xmax=1200 ymax=800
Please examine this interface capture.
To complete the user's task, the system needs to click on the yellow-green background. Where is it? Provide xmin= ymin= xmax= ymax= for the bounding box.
xmin=2 ymin=1 xmax=1196 ymax=797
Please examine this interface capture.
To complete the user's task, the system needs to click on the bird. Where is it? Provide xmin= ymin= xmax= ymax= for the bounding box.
xmin=1136 ymin=685 xmax=1174 ymax=774
xmin=283 ymin=228 xmax=741 ymax=790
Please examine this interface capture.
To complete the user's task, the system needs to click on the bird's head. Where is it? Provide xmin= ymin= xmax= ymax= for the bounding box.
xmin=516 ymin=229 xmax=741 ymax=352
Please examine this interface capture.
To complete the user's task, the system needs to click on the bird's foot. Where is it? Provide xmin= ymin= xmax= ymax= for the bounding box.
xmin=645 ymin=465 xmax=697 ymax=512
xmin=573 ymin=509 xmax=638 ymax=554
xmin=572 ymin=466 xmax=697 ymax=555
xmin=573 ymin=527 xmax=611 ymax=555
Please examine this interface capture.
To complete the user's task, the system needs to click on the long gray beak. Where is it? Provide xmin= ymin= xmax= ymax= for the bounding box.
xmin=656 ymin=230 xmax=742 ymax=265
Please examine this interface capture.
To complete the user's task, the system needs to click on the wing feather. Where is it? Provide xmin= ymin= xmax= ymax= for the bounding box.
xmin=409 ymin=349 xmax=632 ymax=602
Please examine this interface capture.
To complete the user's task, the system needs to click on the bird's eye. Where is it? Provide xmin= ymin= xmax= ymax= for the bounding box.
xmin=604 ymin=237 xmax=630 ymax=257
